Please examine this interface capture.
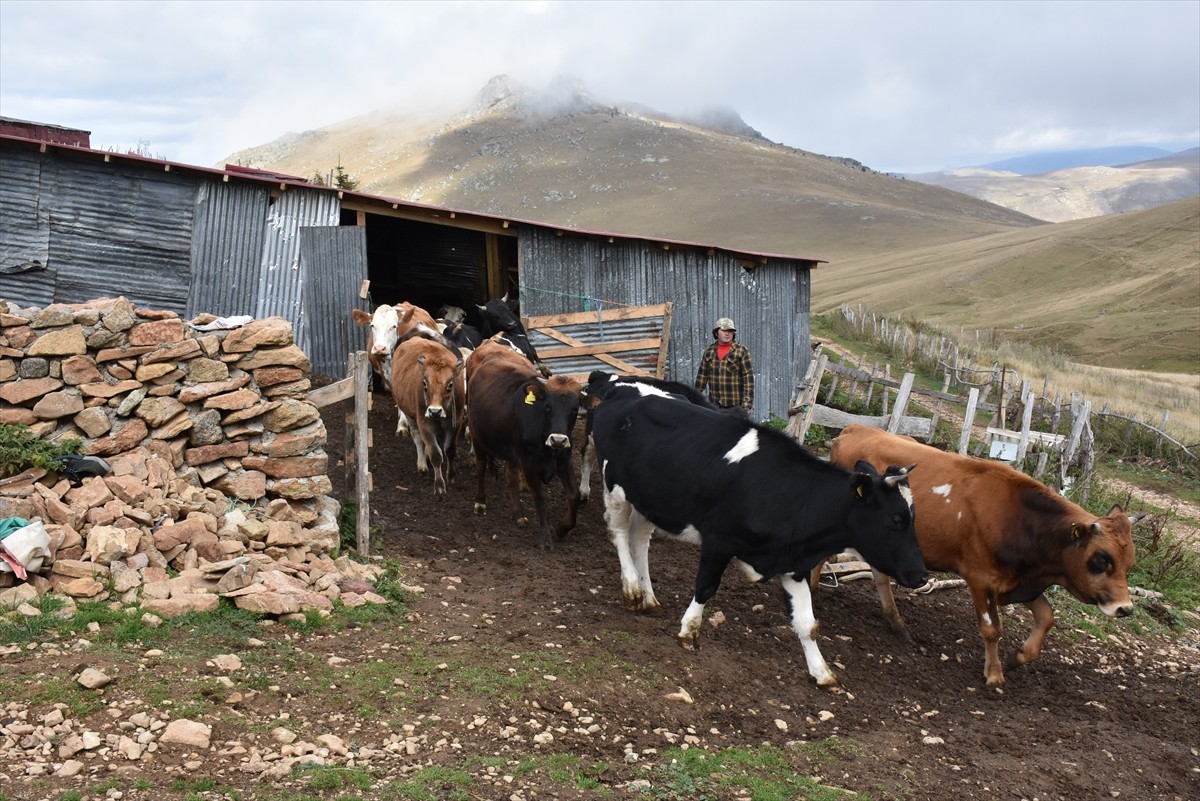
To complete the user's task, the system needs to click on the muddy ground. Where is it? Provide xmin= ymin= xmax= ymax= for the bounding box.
xmin=5 ymin=390 xmax=1198 ymax=801
xmin=324 ymin=392 xmax=1199 ymax=800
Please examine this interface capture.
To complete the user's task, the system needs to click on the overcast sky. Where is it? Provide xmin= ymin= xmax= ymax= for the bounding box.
xmin=1 ymin=0 xmax=1197 ymax=174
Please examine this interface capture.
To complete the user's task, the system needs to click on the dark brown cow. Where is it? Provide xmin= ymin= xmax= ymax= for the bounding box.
xmin=825 ymin=423 xmax=1141 ymax=686
xmin=465 ymin=335 xmax=529 ymax=384
xmin=466 ymin=356 xmax=584 ymax=549
xmin=389 ymin=336 xmax=466 ymax=496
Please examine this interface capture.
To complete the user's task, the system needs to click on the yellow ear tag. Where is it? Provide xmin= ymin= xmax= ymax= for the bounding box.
xmin=856 ymin=484 xmax=865 ymax=498
xmin=524 ymin=388 xmax=537 ymax=405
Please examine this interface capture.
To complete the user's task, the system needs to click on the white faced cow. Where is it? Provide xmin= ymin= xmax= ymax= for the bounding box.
xmin=591 ymin=390 xmax=925 ymax=687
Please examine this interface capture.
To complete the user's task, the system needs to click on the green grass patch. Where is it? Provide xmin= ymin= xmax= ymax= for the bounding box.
xmin=634 ymin=743 xmax=863 ymax=801
xmin=385 ymin=765 xmax=474 ymax=800
xmin=291 ymin=764 xmax=373 ymax=792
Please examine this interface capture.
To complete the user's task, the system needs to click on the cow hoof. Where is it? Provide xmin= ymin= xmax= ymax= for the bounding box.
xmin=677 ymin=636 xmax=699 ymax=651
xmin=473 ymin=503 xmax=487 ymax=516
xmin=516 ymin=516 xmax=529 ymax=528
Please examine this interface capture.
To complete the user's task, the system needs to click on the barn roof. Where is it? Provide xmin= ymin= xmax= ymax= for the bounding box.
xmin=0 ymin=131 xmax=826 ymax=268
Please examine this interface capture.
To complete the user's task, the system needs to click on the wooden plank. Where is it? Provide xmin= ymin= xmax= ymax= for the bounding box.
xmin=810 ymin=405 xmax=933 ymax=440
xmin=526 ymin=304 xmax=671 ymax=328
xmin=307 ymin=377 xmax=354 ymax=408
xmin=535 ymin=326 xmax=648 ymax=374
xmin=538 ymin=338 xmax=662 ymax=359
xmin=655 ymin=302 xmax=673 ymax=379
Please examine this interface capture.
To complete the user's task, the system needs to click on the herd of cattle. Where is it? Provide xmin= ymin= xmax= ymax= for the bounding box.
xmin=351 ymin=299 xmax=1144 ymax=688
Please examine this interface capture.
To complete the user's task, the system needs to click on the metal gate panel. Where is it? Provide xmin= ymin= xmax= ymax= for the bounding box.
xmin=300 ymin=225 xmax=368 ymax=378
xmin=188 ymin=181 xmax=271 ymax=318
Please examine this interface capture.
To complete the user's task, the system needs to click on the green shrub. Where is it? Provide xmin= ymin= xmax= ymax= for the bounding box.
xmin=0 ymin=424 xmax=81 ymax=479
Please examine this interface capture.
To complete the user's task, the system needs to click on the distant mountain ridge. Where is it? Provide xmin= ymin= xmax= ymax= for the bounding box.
xmin=905 ymin=148 xmax=1200 ymax=222
xmin=223 ymin=75 xmax=1040 ymax=264
xmin=221 ymin=76 xmax=1198 ymax=373
xmin=976 ymin=146 xmax=1180 ymax=175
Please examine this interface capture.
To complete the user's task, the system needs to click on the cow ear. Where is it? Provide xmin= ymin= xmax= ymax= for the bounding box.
xmin=351 ymin=309 xmax=371 ymax=326
xmin=522 ymin=382 xmax=541 ymax=405
xmin=849 ymin=471 xmax=873 ymax=500
xmin=1069 ymin=521 xmax=1099 ymax=541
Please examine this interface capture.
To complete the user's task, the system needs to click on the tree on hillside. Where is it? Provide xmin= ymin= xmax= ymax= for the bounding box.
xmin=334 ymin=160 xmax=358 ymax=190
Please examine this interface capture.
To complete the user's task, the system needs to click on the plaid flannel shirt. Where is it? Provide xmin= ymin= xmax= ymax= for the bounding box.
xmin=695 ymin=340 xmax=754 ymax=412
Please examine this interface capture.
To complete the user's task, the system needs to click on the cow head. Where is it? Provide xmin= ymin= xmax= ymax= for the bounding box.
xmin=352 ymin=304 xmax=401 ymax=361
xmin=416 ymin=351 xmax=465 ymax=420
xmin=478 ymin=294 xmax=523 ymax=336
xmin=520 ymin=375 xmax=583 ymax=451
xmin=847 ymin=461 xmax=927 ymax=589
xmin=1063 ymin=504 xmax=1141 ymax=617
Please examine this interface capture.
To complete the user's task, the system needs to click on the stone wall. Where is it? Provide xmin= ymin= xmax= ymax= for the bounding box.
xmin=0 ymin=297 xmax=384 ymax=618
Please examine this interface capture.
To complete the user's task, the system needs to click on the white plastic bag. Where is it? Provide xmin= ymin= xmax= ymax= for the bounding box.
xmin=0 ymin=519 xmax=51 ymax=580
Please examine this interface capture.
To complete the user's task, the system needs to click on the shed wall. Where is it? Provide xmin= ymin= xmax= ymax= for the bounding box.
xmin=518 ymin=229 xmax=811 ymax=421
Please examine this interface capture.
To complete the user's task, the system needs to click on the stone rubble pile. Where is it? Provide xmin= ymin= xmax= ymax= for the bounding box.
xmin=0 ymin=296 xmax=387 ymax=616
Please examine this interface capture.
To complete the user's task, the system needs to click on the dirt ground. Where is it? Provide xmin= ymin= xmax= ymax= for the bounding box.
xmin=5 ymin=391 xmax=1198 ymax=801
xmin=324 ymin=393 xmax=1200 ymax=800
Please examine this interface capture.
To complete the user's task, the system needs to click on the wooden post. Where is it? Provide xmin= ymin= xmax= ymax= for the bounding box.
xmin=352 ymin=351 xmax=372 ymax=556
xmin=1155 ymin=410 xmax=1170 ymax=456
xmin=881 ymin=364 xmax=891 ymax=416
xmin=1080 ymin=413 xmax=1096 ymax=505
xmin=787 ymin=351 xmax=828 ymax=442
xmin=930 ymin=372 xmax=950 ymax=439
xmin=1015 ymin=389 xmax=1035 ymax=466
xmin=887 ymin=373 xmax=916 ymax=434
xmin=958 ymin=387 xmax=980 ymax=455
xmin=864 ymin=363 xmax=878 ymax=413
xmin=1061 ymin=399 xmax=1092 ymax=494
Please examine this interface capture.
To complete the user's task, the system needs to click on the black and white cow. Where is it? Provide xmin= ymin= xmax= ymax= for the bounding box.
xmin=477 ymin=294 xmax=545 ymax=372
xmin=591 ymin=391 xmax=926 ymax=686
xmin=578 ymin=371 xmax=719 ymax=501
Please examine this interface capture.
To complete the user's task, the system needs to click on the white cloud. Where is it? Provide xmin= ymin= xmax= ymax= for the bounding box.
xmin=1 ymin=0 xmax=1196 ymax=173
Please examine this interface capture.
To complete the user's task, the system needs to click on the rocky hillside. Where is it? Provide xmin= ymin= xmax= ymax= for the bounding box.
xmin=222 ymin=75 xmax=1043 ymax=264
xmin=906 ymin=148 xmax=1200 ymax=223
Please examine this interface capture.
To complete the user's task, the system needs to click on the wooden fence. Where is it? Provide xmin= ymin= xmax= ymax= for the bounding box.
xmin=787 ymin=345 xmax=1100 ymax=499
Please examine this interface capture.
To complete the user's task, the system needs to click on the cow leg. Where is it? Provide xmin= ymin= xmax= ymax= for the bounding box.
xmin=1010 ymin=594 xmax=1055 ymax=671
xmin=506 ymin=464 xmax=529 ymax=528
xmin=628 ymin=511 xmax=659 ymax=611
xmin=578 ymin=433 xmax=596 ymax=502
xmin=780 ymin=573 xmax=838 ymax=687
xmin=603 ymin=485 xmax=645 ymax=610
xmin=521 ymin=463 xmax=553 ymax=550
xmin=411 ymin=422 xmax=429 ymax=474
xmin=872 ymin=568 xmax=912 ymax=640
xmin=473 ymin=454 xmax=490 ymax=516
xmin=553 ymin=450 xmax=580 ymax=540
xmin=678 ymin=551 xmax=730 ymax=650
xmin=970 ymin=584 xmax=1007 ymax=686
xmin=427 ymin=430 xmax=447 ymax=496
xmin=396 ymin=410 xmax=411 ymax=437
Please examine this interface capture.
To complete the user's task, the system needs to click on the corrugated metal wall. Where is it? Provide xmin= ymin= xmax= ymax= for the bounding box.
xmin=518 ymin=229 xmax=811 ymax=421
xmin=300 ymin=225 xmax=368 ymax=378
xmin=254 ymin=189 xmax=341 ymax=329
xmin=0 ymin=149 xmax=53 ymax=307
xmin=0 ymin=150 xmax=196 ymax=313
xmin=188 ymin=180 xmax=271 ymax=319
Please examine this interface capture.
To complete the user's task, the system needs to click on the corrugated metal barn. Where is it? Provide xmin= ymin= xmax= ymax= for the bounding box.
xmin=0 ymin=127 xmax=824 ymax=421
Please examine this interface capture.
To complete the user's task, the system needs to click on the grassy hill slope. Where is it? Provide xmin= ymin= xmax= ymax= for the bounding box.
xmin=812 ymin=197 xmax=1200 ymax=373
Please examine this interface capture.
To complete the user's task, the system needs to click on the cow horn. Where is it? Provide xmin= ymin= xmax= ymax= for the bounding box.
xmin=1128 ymin=511 xmax=1148 ymax=525
xmin=882 ymin=464 xmax=916 ymax=488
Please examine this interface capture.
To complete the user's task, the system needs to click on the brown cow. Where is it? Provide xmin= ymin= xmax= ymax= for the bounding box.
xmin=389 ymin=336 xmax=466 ymax=496
xmin=351 ymin=302 xmax=442 ymax=377
xmin=466 ymin=355 xmax=584 ymax=549
xmin=825 ymin=423 xmax=1141 ymax=686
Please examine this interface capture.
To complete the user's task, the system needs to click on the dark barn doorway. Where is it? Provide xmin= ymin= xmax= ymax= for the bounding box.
xmin=358 ymin=213 xmax=518 ymax=319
